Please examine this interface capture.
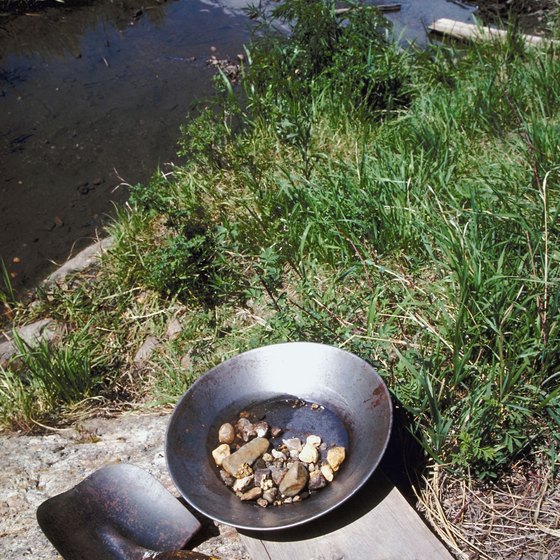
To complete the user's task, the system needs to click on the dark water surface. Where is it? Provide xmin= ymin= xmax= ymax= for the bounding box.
xmin=1 ymin=0 xmax=252 ymax=290
xmin=0 ymin=0 xmax=475 ymax=292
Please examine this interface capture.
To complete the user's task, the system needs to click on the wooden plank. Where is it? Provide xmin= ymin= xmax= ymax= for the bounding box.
xmin=428 ymin=18 xmax=552 ymax=47
xmin=239 ymin=471 xmax=453 ymax=560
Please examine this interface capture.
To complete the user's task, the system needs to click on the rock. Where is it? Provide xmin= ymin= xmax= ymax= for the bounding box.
xmin=262 ymin=453 xmax=273 ymax=463
xmin=306 ymin=435 xmax=322 ymax=447
xmin=279 ymin=462 xmax=309 ymax=497
xmin=133 ymin=335 xmax=159 ymax=365
xmin=219 ymin=423 xmax=235 ymax=444
xmin=212 ymin=444 xmax=231 ymax=467
xmin=166 ymin=316 xmax=183 ymax=340
xmin=257 ymin=498 xmax=268 ymax=508
xmin=262 ymin=487 xmax=278 ymax=504
xmin=298 ymin=443 xmax=319 ymax=464
xmin=283 ymin=438 xmax=302 ymax=453
xmin=308 ymin=469 xmax=327 ymax=491
xmin=236 ymin=417 xmax=256 ymax=442
xmin=233 ymin=475 xmax=253 ymax=493
xmin=320 ymin=464 xmax=334 ymax=482
xmin=270 ymin=427 xmax=283 ymax=438
xmin=0 ymin=413 xmax=252 ymax=560
xmin=254 ymin=468 xmax=270 ymax=487
xmin=222 ymin=437 xmax=269 ymax=478
xmin=0 ymin=318 xmax=58 ymax=366
xmin=219 ymin=469 xmax=235 ymax=487
xmin=239 ymin=487 xmax=262 ymax=501
xmin=271 ymin=449 xmax=287 ymax=461
xmin=269 ymin=465 xmax=287 ymax=486
xmin=44 ymin=237 xmax=114 ymax=286
xmin=254 ymin=421 xmax=269 ymax=438
xmin=327 ymin=447 xmax=346 ymax=472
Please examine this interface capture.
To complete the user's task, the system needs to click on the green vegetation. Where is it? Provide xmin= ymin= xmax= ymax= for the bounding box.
xmin=1 ymin=1 xmax=559 ymax=479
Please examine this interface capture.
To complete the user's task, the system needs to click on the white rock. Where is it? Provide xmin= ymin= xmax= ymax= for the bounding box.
xmin=272 ymin=449 xmax=287 ymax=461
xmin=320 ymin=464 xmax=334 ymax=482
xmin=306 ymin=435 xmax=322 ymax=447
xmin=212 ymin=444 xmax=230 ymax=467
xmin=298 ymin=443 xmax=319 ymax=464
xmin=233 ymin=475 xmax=253 ymax=492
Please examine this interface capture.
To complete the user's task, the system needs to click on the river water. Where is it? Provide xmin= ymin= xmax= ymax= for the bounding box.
xmin=0 ymin=0 xmax=475 ymax=292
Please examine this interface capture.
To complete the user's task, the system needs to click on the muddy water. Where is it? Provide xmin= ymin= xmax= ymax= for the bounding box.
xmin=1 ymin=0 xmax=253 ymax=291
xmin=0 ymin=0 xmax=475 ymax=292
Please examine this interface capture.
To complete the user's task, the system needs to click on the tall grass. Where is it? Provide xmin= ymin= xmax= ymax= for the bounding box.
xmin=0 ymin=327 xmax=110 ymax=428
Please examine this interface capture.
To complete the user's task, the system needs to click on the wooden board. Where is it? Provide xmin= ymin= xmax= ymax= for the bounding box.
xmin=238 ymin=471 xmax=453 ymax=560
xmin=428 ymin=18 xmax=551 ymax=46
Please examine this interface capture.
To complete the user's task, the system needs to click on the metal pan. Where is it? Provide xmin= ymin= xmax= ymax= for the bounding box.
xmin=165 ymin=342 xmax=392 ymax=531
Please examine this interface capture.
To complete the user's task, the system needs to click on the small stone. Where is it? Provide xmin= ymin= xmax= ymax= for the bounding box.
xmin=283 ymin=438 xmax=302 ymax=453
xmin=262 ymin=453 xmax=274 ymax=462
xmin=263 ymin=487 xmax=278 ymax=503
xmin=283 ymin=497 xmax=293 ymax=504
xmin=271 ymin=449 xmax=287 ymax=461
xmin=271 ymin=427 xmax=283 ymax=438
xmin=257 ymin=498 xmax=268 ymax=508
xmin=320 ymin=464 xmax=334 ymax=482
xmin=240 ymin=487 xmax=262 ymax=501
xmin=311 ymin=403 xmax=320 ymax=410
xmin=212 ymin=444 xmax=230 ymax=467
xmin=254 ymin=468 xmax=270 ymax=487
xmin=233 ymin=475 xmax=253 ymax=492
xmin=306 ymin=435 xmax=322 ymax=447
xmin=254 ymin=421 xmax=269 ymax=438
xmin=236 ymin=417 xmax=256 ymax=442
xmin=218 ymin=423 xmax=235 ymax=444
xmin=293 ymin=494 xmax=302 ymax=502
xmin=298 ymin=443 xmax=319 ymax=464
xmin=308 ymin=469 xmax=327 ymax=491
xmin=261 ymin=478 xmax=274 ymax=490
xmin=279 ymin=462 xmax=309 ymax=497
xmin=327 ymin=447 xmax=346 ymax=471
xmin=219 ymin=469 xmax=235 ymax=487
xmin=269 ymin=465 xmax=287 ymax=485
xmin=222 ymin=437 xmax=270 ymax=478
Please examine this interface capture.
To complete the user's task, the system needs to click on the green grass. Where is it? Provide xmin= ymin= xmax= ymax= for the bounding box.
xmin=1 ymin=0 xmax=559 ymax=478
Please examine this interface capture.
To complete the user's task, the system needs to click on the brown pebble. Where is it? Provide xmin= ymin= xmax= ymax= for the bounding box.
xmin=218 ymin=423 xmax=235 ymax=444
xmin=240 ymin=487 xmax=262 ymax=501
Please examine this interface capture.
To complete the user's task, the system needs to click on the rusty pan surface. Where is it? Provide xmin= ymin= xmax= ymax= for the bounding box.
xmin=165 ymin=342 xmax=392 ymax=531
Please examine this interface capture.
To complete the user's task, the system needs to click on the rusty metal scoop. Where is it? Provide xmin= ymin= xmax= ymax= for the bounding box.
xmin=36 ymin=463 xmax=213 ymax=560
